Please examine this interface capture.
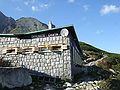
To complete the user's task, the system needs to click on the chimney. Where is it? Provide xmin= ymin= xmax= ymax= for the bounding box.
xmin=48 ymin=21 xmax=55 ymax=29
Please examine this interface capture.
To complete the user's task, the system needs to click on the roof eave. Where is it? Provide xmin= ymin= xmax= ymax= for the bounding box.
xmin=0 ymin=25 xmax=73 ymax=36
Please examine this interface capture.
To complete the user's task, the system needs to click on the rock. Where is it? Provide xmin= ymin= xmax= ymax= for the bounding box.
xmin=94 ymin=86 xmax=101 ymax=90
xmin=63 ymin=82 xmax=72 ymax=88
xmin=43 ymin=84 xmax=56 ymax=90
xmin=65 ymin=87 xmax=76 ymax=90
xmin=88 ymin=81 xmax=94 ymax=84
xmin=109 ymin=69 xmax=116 ymax=74
xmin=80 ymin=82 xmax=87 ymax=85
xmin=72 ymin=83 xmax=78 ymax=87
xmin=11 ymin=17 xmax=48 ymax=34
xmin=0 ymin=11 xmax=16 ymax=34
xmin=76 ymin=86 xmax=80 ymax=89
xmin=29 ymin=86 xmax=34 ymax=90
xmin=0 ymin=67 xmax=32 ymax=88
xmin=71 ymin=80 xmax=102 ymax=90
xmin=0 ymin=11 xmax=49 ymax=34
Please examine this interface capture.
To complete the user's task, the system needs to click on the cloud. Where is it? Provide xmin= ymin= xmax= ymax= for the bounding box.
xmin=31 ymin=4 xmax=49 ymax=11
xmin=96 ymin=30 xmax=103 ymax=35
xmin=23 ymin=0 xmax=50 ymax=12
xmin=100 ymin=5 xmax=120 ymax=15
xmin=16 ymin=7 xmax=22 ymax=11
xmin=83 ymin=5 xmax=89 ymax=11
xmin=31 ymin=6 xmax=39 ymax=11
xmin=40 ymin=4 xmax=49 ymax=8
xmin=24 ymin=0 xmax=36 ymax=6
xmin=68 ymin=0 xmax=75 ymax=3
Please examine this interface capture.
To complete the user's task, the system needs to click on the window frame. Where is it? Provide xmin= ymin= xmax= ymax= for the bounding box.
xmin=3 ymin=47 xmax=21 ymax=54
xmin=38 ymin=45 xmax=51 ymax=52
xmin=22 ymin=46 xmax=36 ymax=54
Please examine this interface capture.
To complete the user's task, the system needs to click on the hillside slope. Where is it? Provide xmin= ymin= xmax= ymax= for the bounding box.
xmin=80 ymin=42 xmax=111 ymax=60
xmin=0 ymin=11 xmax=48 ymax=34
xmin=80 ymin=42 xmax=120 ymax=90
xmin=80 ymin=42 xmax=110 ymax=54
xmin=10 ymin=17 xmax=48 ymax=34
xmin=0 ymin=11 xmax=16 ymax=33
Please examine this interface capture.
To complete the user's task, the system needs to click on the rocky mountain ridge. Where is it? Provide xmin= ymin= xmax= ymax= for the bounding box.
xmin=0 ymin=11 xmax=48 ymax=34
xmin=0 ymin=11 xmax=16 ymax=33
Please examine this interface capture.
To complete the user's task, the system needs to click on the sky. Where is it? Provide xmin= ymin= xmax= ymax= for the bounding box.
xmin=0 ymin=0 xmax=120 ymax=53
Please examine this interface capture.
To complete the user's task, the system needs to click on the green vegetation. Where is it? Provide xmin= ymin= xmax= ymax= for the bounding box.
xmin=104 ymin=54 xmax=120 ymax=65
xmin=103 ymin=54 xmax=120 ymax=76
xmin=112 ymin=64 xmax=120 ymax=72
xmin=61 ymin=78 xmax=73 ymax=83
xmin=103 ymin=54 xmax=120 ymax=80
xmin=80 ymin=42 xmax=109 ymax=54
xmin=99 ymin=79 xmax=120 ymax=90
xmin=80 ymin=42 xmax=110 ymax=60
xmin=80 ymin=42 xmax=120 ymax=71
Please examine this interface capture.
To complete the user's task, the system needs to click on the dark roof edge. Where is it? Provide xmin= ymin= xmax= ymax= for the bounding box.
xmin=0 ymin=25 xmax=73 ymax=36
xmin=71 ymin=26 xmax=83 ymax=56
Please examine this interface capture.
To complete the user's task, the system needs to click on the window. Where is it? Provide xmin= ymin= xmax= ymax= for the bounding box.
xmin=38 ymin=45 xmax=51 ymax=52
xmin=7 ymin=49 xmax=15 ymax=53
xmin=2 ymin=44 xmax=68 ymax=54
xmin=3 ymin=47 xmax=20 ymax=54
xmin=52 ymin=46 xmax=61 ymax=50
xmin=23 ymin=48 xmax=32 ymax=52
xmin=50 ymin=44 xmax=68 ymax=51
xmin=50 ymin=44 xmax=62 ymax=51
xmin=38 ymin=44 xmax=67 ymax=52
xmin=22 ymin=47 xmax=36 ymax=53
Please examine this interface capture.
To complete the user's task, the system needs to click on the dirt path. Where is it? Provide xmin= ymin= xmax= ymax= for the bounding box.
xmin=84 ymin=55 xmax=108 ymax=66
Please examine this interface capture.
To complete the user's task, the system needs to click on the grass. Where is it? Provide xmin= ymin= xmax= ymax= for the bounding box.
xmin=80 ymin=42 xmax=110 ymax=60
xmin=99 ymin=79 xmax=120 ymax=90
xmin=80 ymin=42 xmax=110 ymax=54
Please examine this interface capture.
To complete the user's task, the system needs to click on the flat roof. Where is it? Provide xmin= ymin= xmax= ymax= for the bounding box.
xmin=0 ymin=25 xmax=73 ymax=36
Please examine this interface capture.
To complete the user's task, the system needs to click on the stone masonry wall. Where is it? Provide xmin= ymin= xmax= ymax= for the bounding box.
xmin=0 ymin=34 xmax=72 ymax=79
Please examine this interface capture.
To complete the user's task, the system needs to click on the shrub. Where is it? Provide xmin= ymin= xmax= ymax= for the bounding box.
xmin=61 ymin=78 xmax=73 ymax=83
xmin=116 ymin=74 xmax=120 ymax=80
xmin=80 ymin=42 xmax=109 ymax=54
xmin=99 ymin=79 xmax=120 ymax=90
xmin=104 ymin=54 xmax=120 ymax=65
xmin=99 ymin=80 xmax=111 ymax=90
xmin=83 ymin=51 xmax=103 ymax=60
xmin=112 ymin=64 xmax=120 ymax=72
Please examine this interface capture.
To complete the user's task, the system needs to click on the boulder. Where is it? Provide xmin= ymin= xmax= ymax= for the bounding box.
xmin=43 ymin=84 xmax=56 ymax=90
xmin=65 ymin=87 xmax=76 ymax=90
xmin=0 ymin=67 xmax=32 ymax=88
xmin=63 ymin=82 xmax=72 ymax=88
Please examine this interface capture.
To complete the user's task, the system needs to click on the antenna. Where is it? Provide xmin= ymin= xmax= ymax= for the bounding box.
xmin=48 ymin=21 xmax=55 ymax=29
xmin=48 ymin=21 xmax=52 ymax=29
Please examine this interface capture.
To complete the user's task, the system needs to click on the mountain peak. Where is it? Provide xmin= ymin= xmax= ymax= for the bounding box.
xmin=0 ymin=11 xmax=48 ymax=34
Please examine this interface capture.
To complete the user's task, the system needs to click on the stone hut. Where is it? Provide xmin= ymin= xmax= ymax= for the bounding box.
xmin=0 ymin=25 xmax=82 ymax=79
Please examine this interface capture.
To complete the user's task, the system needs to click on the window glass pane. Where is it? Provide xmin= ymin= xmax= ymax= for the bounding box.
xmin=7 ymin=49 xmax=15 ymax=53
xmin=41 ymin=47 xmax=48 ymax=51
xmin=52 ymin=46 xmax=61 ymax=50
xmin=23 ymin=48 xmax=32 ymax=52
